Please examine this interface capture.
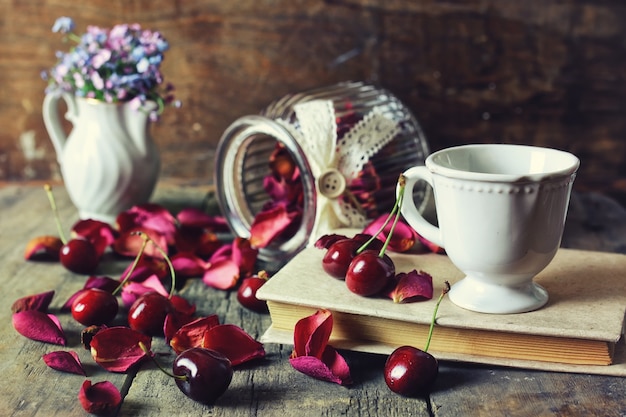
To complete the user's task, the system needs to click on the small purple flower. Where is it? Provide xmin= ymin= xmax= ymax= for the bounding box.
xmin=52 ymin=17 xmax=75 ymax=34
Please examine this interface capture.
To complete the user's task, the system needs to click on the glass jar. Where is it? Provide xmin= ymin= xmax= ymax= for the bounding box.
xmin=215 ymin=81 xmax=431 ymax=270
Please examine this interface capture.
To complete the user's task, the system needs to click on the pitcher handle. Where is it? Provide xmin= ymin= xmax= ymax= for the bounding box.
xmin=42 ymin=92 xmax=78 ymax=162
xmin=400 ymin=166 xmax=444 ymax=248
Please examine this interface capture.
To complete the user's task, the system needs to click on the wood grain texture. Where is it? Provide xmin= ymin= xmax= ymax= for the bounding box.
xmin=0 ymin=1 xmax=625 ymax=204
xmin=0 ymin=183 xmax=625 ymax=417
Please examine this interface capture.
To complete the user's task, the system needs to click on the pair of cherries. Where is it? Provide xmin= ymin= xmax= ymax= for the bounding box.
xmin=320 ymin=174 xmax=447 ymax=397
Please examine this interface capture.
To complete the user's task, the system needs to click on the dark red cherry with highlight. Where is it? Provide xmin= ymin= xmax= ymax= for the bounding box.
xmin=345 ymin=249 xmax=395 ymax=296
xmin=322 ymin=235 xmax=383 ymax=280
xmin=128 ymin=292 xmax=173 ymax=336
xmin=60 ymin=238 xmax=99 ymax=274
xmin=173 ymin=347 xmax=233 ymax=405
xmin=384 ymin=345 xmax=438 ymax=397
xmin=71 ymin=288 xmax=118 ymax=326
xmin=237 ymin=271 xmax=269 ymax=313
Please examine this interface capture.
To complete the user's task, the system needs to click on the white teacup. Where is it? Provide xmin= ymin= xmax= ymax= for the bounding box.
xmin=401 ymin=144 xmax=580 ymax=314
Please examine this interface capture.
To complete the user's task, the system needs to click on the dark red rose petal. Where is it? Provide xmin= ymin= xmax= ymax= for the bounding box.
xmin=43 ymin=350 xmax=86 ymax=375
xmin=169 ymin=295 xmax=196 ymax=316
xmin=363 ymin=214 xmax=417 ymax=252
xmin=387 ymin=270 xmax=434 ymax=303
xmin=62 ymin=276 xmax=120 ymax=311
xmin=90 ymin=326 xmax=151 ymax=373
xmin=201 ymin=324 xmax=265 ymax=366
xmin=112 ymin=227 xmax=168 ymax=259
xmin=78 ymin=380 xmax=122 ymax=415
xmin=314 ymin=234 xmax=350 ymax=250
xmin=163 ymin=311 xmax=196 ymax=344
xmin=169 ymin=315 xmax=220 ymax=354
xmin=11 ymin=290 xmax=55 ymax=313
xmin=71 ymin=219 xmax=117 ymax=258
xmin=292 ymin=309 xmax=333 ymax=358
xmin=12 ymin=310 xmax=66 ymax=345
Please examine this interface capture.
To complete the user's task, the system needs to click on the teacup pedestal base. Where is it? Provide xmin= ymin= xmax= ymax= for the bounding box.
xmin=448 ymin=276 xmax=549 ymax=314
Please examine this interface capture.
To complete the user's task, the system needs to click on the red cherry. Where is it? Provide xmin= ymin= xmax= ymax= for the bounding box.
xmin=345 ymin=249 xmax=395 ymax=296
xmin=237 ymin=272 xmax=269 ymax=313
xmin=60 ymin=238 xmax=99 ymax=274
xmin=173 ymin=347 xmax=233 ymax=405
xmin=71 ymin=288 xmax=118 ymax=326
xmin=384 ymin=345 xmax=438 ymax=397
xmin=322 ymin=235 xmax=383 ymax=279
xmin=128 ymin=292 xmax=172 ymax=336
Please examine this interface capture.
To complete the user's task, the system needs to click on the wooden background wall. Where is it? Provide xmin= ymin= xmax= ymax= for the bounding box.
xmin=1 ymin=1 xmax=625 ymax=204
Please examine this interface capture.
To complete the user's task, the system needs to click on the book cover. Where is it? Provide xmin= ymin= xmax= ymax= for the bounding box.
xmin=257 ymin=246 xmax=626 ymax=376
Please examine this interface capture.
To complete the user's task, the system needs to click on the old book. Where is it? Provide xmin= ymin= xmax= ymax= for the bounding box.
xmin=257 ymin=245 xmax=626 ymax=376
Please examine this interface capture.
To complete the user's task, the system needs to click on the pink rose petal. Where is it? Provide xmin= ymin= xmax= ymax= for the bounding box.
xmin=202 ymin=324 xmax=265 ymax=366
xmin=23 ymin=235 xmax=63 ymax=261
xmin=202 ymin=258 xmax=240 ymax=290
xmin=90 ymin=326 xmax=151 ymax=373
xmin=11 ymin=290 xmax=55 ymax=313
xmin=231 ymin=237 xmax=258 ymax=277
xmin=78 ymin=380 xmax=122 ymax=415
xmin=209 ymin=243 xmax=232 ymax=263
xmin=43 ymin=350 xmax=86 ymax=375
xmin=249 ymin=203 xmax=294 ymax=248
xmin=176 ymin=207 xmax=228 ymax=231
xmin=116 ymin=203 xmax=177 ymax=244
xmin=171 ymin=253 xmax=210 ymax=277
xmin=289 ymin=345 xmax=352 ymax=385
xmin=120 ymin=275 xmax=168 ymax=308
xmin=12 ymin=310 xmax=66 ymax=345
xmin=363 ymin=214 xmax=417 ymax=252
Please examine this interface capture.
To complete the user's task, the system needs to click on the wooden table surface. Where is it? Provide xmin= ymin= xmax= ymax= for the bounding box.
xmin=1 ymin=182 xmax=625 ymax=417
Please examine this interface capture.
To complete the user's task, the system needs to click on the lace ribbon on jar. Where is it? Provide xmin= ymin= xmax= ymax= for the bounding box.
xmin=277 ymin=99 xmax=400 ymax=240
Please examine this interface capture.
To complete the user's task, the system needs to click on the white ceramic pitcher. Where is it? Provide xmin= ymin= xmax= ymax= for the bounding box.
xmin=43 ymin=92 xmax=160 ymax=224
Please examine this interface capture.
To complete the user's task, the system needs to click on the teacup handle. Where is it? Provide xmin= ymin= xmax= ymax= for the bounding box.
xmin=400 ymin=166 xmax=444 ymax=248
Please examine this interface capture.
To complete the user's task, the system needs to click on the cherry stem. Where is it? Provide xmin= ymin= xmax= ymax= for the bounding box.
xmin=44 ymin=184 xmax=67 ymax=244
xmin=136 ymin=231 xmax=177 ymax=299
xmin=138 ymin=341 xmax=187 ymax=381
xmin=112 ymin=235 xmax=150 ymax=296
xmin=356 ymin=174 xmax=406 ymax=257
xmin=423 ymin=281 xmax=450 ymax=353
